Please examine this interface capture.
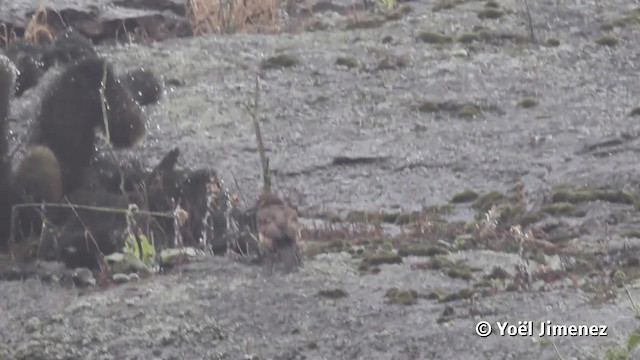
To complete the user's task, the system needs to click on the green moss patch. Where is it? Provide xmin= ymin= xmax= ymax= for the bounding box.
xmin=470 ymin=188 xmax=543 ymax=226
xmin=550 ymin=187 xmax=636 ymax=205
xmin=432 ymin=0 xmax=468 ymax=12
xmin=317 ymin=288 xmax=349 ymax=299
xmin=397 ymin=244 xmax=449 ymax=257
xmin=595 ymin=34 xmax=620 ymax=47
xmin=261 ymin=54 xmax=298 ymax=70
xmin=446 ymin=264 xmax=474 ymax=280
xmin=451 ymin=189 xmax=479 ymax=203
xmin=472 ymin=190 xmax=506 ymax=213
xmin=541 ymin=202 xmax=578 ymax=216
xmin=418 ymin=100 xmax=440 ymax=113
xmin=359 ymin=252 xmax=403 ymax=271
xmin=427 ymin=255 xmax=454 ymax=270
xmin=417 ymin=31 xmax=453 ymax=44
xmin=440 ymin=288 xmax=474 ymax=302
xmin=304 ymin=240 xmax=349 ymax=258
xmin=384 ymin=288 xmax=418 ymax=305
xmin=627 ymin=329 xmax=640 ymax=351
xmin=543 ymin=38 xmax=561 ymax=47
xmin=385 ymin=5 xmax=412 ymax=21
xmin=477 ymin=8 xmax=504 ymax=20
xmin=456 ymin=104 xmax=482 ymax=119
xmin=335 ymin=56 xmax=359 ymax=69
xmin=457 ymin=32 xmax=481 ymax=44
xmin=485 ymin=0 xmax=500 ymax=8
xmin=385 ymin=211 xmax=421 ymax=225
xmin=417 ymin=100 xmax=496 ymax=119
xmin=345 ymin=17 xmax=387 ymax=30
xmin=517 ymin=97 xmax=538 ymax=109
xmin=603 ymin=8 xmax=640 ymax=30
xmin=345 ymin=210 xmax=419 ymax=225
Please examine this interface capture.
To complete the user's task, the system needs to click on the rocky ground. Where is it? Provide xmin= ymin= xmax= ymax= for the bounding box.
xmin=4 ymin=0 xmax=640 ymax=359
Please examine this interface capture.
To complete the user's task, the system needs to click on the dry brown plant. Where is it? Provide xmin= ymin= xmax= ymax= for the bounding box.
xmin=0 ymin=23 xmax=18 ymax=48
xmin=184 ymin=0 xmax=280 ymax=35
xmin=23 ymin=6 xmax=58 ymax=44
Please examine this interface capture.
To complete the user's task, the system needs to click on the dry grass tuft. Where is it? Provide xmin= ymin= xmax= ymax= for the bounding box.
xmin=23 ymin=6 xmax=57 ymax=44
xmin=0 ymin=23 xmax=18 ymax=48
xmin=184 ymin=0 xmax=280 ymax=35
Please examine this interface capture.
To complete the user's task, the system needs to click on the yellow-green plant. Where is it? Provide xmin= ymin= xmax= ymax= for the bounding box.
xmin=124 ymin=233 xmax=156 ymax=268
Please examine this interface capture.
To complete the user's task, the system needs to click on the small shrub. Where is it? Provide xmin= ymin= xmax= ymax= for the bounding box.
xmin=477 ymin=8 xmax=504 ymax=20
xmin=595 ymin=34 xmax=619 ymax=47
xmin=417 ymin=31 xmax=452 ymax=44
xmin=317 ymin=288 xmax=349 ymax=299
xmin=472 ymin=190 xmax=506 ymax=212
xmin=261 ymin=54 xmax=298 ymax=70
xmin=600 ymin=23 xmax=614 ymax=31
xmin=541 ymin=202 xmax=577 ymax=216
xmin=335 ymin=56 xmax=359 ymax=69
xmin=345 ymin=17 xmax=387 ymax=30
xmin=551 ymin=187 xmax=635 ymax=205
xmin=432 ymin=0 xmax=463 ymax=12
xmin=440 ymin=288 xmax=474 ymax=302
xmin=446 ymin=264 xmax=474 ymax=280
xmin=418 ymin=100 xmax=440 ymax=113
xmin=517 ymin=97 xmax=538 ymax=109
xmin=385 ymin=288 xmax=418 ymax=305
xmin=451 ymin=189 xmax=479 ymax=203
xmin=359 ymin=252 xmax=403 ymax=271
xmin=485 ymin=0 xmax=500 ymax=8
xmin=456 ymin=104 xmax=482 ymax=118
xmin=457 ymin=32 xmax=481 ymax=44
xmin=397 ymin=244 xmax=449 ymax=257
xmin=543 ymin=38 xmax=561 ymax=47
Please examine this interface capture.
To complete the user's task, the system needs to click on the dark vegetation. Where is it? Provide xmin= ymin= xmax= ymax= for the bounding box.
xmin=0 ymin=28 xmax=264 ymax=276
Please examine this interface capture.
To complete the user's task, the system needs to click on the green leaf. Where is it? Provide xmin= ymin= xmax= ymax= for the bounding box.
xmin=124 ymin=233 xmax=156 ymax=268
xmin=377 ymin=0 xmax=397 ymax=10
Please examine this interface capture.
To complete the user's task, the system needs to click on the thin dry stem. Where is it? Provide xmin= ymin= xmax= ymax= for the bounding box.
xmin=0 ymin=23 xmax=17 ymax=48
xmin=11 ymin=202 xmax=172 ymax=218
xmin=522 ymin=0 xmax=536 ymax=43
xmin=247 ymin=76 xmax=271 ymax=193
xmin=63 ymin=197 xmax=107 ymax=273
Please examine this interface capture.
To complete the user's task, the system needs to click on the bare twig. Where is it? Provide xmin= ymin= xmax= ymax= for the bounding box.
xmin=11 ymin=202 xmax=172 ymax=218
xmin=551 ymin=340 xmax=566 ymax=360
xmin=247 ymin=76 xmax=270 ymax=193
xmin=63 ymin=197 xmax=107 ymax=273
xmin=35 ymin=202 xmax=49 ymax=258
xmin=171 ymin=198 xmax=187 ymax=248
xmin=100 ymin=62 xmax=110 ymax=144
xmin=624 ymin=284 xmax=640 ymax=315
xmin=522 ymin=0 xmax=536 ymax=43
xmin=99 ymin=62 xmax=129 ymax=198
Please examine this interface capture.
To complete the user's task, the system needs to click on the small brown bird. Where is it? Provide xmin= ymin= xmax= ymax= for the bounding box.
xmin=255 ymin=191 xmax=302 ymax=274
